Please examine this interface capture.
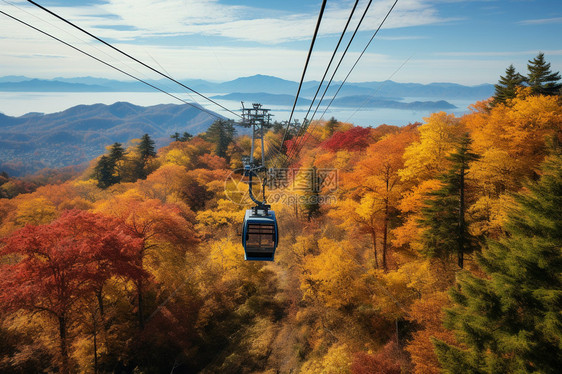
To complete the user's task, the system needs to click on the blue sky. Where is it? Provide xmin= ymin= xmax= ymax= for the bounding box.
xmin=1 ymin=0 xmax=561 ymax=85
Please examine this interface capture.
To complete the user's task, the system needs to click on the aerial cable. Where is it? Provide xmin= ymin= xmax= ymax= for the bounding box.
xmin=1 ymin=0 xmax=168 ymax=94
xmin=0 ymin=10 xmax=223 ymax=120
xmin=146 ymin=50 xmax=201 ymax=106
xmin=285 ymin=0 xmax=375 ymax=166
xmin=292 ymin=54 xmax=412 ymax=162
xmin=318 ymin=0 xmax=399 ymax=121
xmin=345 ymin=53 xmax=413 ymax=122
xmin=290 ymin=54 xmax=412 ymax=162
xmin=302 ymin=0 xmax=360 ymax=125
xmin=274 ymin=0 xmax=327 ymax=169
xmin=3 ymin=0 xmax=222 ymax=117
xmin=274 ymin=0 xmax=327 ymax=168
xmin=287 ymin=0 xmax=398 ymax=167
xmin=285 ymin=0 xmax=327 ymax=128
xmin=27 ymin=0 xmax=241 ymax=119
xmin=284 ymin=0 xmax=374 ymax=166
xmin=281 ymin=0 xmax=360 ymax=168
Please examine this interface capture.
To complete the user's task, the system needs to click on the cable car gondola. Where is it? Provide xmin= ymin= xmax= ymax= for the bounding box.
xmin=242 ymin=207 xmax=278 ymax=261
xmin=238 ymin=103 xmax=279 ymax=261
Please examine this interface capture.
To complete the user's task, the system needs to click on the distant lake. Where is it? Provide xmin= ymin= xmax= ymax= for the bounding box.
xmin=0 ymin=92 xmax=481 ymax=127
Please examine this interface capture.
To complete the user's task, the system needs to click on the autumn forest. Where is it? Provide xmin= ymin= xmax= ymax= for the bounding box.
xmin=1 ymin=55 xmax=562 ymax=373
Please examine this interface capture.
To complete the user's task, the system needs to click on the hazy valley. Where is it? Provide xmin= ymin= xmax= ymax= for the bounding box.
xmin=0 ymin=75 xmax=493 ymax=176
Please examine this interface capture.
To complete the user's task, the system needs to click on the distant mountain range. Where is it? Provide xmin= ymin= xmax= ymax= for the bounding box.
xmin=0 ymin=102 xmax=219 ymax=176
xmin=211 ymin=93 xmax=457 ymax=110
xmin=0 ymin=74 xmax=495 ymax=99
xmin=0 ymin=74 xmax=495 ymax=176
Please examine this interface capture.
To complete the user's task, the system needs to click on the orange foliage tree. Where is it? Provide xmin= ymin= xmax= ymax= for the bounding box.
xmin=344 ymin=125 xmax=418 ymax=269
xmin=465 ymin=89 xmax=562 ymax=195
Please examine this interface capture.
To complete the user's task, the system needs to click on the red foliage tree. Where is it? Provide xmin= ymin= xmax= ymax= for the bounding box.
xmin=322 ymin=126 xmax=372 ymax=152
xmin=95 ymin=196 xmax=199 ymax=329
xmin=351 ymin=342 xmax=403 ymax=374
xmin=0 ymin=210 xmax=144 ymax=374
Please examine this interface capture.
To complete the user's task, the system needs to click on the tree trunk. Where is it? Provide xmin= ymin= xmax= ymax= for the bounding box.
xmin=395 ymin=318 xmax=400 ymax=346
xmin=458 ymin=166 xmax=465 ymax=269
xmin=371 ymin=229 xmax=378 ymax=268
xmin=137 ymin=247 xmax=145 ymax=330
xmin=93 ymin=315 xmax=98 ymax=374
xmin=95 ymin=287 xmax=113 ymax=361
xmin=137 ymin=279 xmax=145 ymax=329
xmin=96 ymin=288 xmax=104 ymax=317
xmin=58 ymin=315 xmax=70 ymax=374
xmin=382 ymin=195 xmax=389 ymax=271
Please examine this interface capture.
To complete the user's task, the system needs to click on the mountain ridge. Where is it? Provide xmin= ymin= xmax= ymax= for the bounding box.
xmin=0 ymin=102 xmax=220 ymax=176
xmin=211 ymin=92 xmax=457 ymax=110
xmin=0 ymin=75 xmax=495 ymax=99
xmin=0 ymin=74 xmax=495 ymax=176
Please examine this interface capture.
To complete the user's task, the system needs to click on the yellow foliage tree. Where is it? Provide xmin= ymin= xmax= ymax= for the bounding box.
xmin=465 ymin=88 xmax=562 ymax=194
xmin=300 ymin=343 xmax=351 ymax=374
xmin=343 ymin=127 xmax=418 ymax=270
xmin=14 ymin=196 xmax=57 ymax=226
xmin=331 ymin=194 xmax=383 ymax=267
xmin=399 ymin=112 xmax=464 ymax=183
xmin=196 ymin=198 xmax=244 ymax=234
xmin=301 ymin=238 xmax=363 ymax=309
xmin=392 ymin=179 xmax=442 ymax=253
xmin=94 ymin=193 xmax=198 ymax=328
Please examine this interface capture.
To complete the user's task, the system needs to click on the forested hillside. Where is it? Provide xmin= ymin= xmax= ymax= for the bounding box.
xmin=1 ymin=70 xmax=561 ymax=372
xmin=0 ymin=102 xmax=216 ymax=176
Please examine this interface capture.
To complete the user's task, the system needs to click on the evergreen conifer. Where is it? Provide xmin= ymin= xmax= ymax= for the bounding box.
xmin=527 ymin=53 xmax=562 ymax=96
xmin=134 ymin=134 xmax=156 ymax=180
xmin=108 ymin=142 xmax=125 ymax=163
xmin=435 ymin=151 xmax=562 ymax=373
xmin=138 ymin=134 xmax=156 ymax=159
xmin=92 ymin=155 xmax=115 ymax=189
xmin=419 ymin=134 xmax=480 ymax=268
xmin=492 ymin=64 xmax=525 ymax=106
xmin=180 ymin=132 xmax=193 ymax=142
xmin=108 ymin=142 xmax=125 ymax=184
xmin=302 ymin=166 xmax=322 ymax=221
xmin=204 ymin=120 xmax=236 ymax=158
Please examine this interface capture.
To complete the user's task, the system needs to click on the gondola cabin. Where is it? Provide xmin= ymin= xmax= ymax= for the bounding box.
xmin=242 ymin=208 xmax=279 ymax=261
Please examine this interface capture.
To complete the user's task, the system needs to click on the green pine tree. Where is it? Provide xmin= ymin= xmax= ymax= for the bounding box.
xmin=138 ymin=134 xmax=156 ymax=159
xmin=435 ymin=151 xmax=562 ymax=373
xmin=92 ymin=143 xmax=126 ymax=188
xmin=135 ymin=134 xmax=157 ymax=180
xmin=325 ymin=117 xmax=339 ymax=137
xmin=108 ymin=142 xmax=125 ymax=162
xmin=171 ymin=132 xmax=181 ymax=141
xmin=527 ymin=53 xmax=562 ymax=96
xmin=108 ymin=142 xmax=125 ymax=183
xmin=492 ymin=64 xmax=525 ymax=106
xmin=302 ymin=166 xmax=322 ymax=221
xmin=180 ymin=132 xmax=193 ymax=142
xmin=203 ymin=120 xmax=236 ymax=158
xmin=419 ymin=134 xmax=480 ymax=268
xmin=92 ymin=155 xmax=116 ymax=189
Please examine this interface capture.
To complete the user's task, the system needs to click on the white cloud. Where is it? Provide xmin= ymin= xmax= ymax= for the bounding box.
xmin=0 ymin=20 xmax=393 ymax=83
xmin=3 ymin=0 xmax=560 ymax=88
xmin=436 ymin=50 xmax=562 ymax=57
xmin=377 ymin=35 xmax=428 ymax=40
xmin=519 ymin=17 xmax=562 ymax=25
xmin=12 ymin=0 xmax=452 ymax=44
